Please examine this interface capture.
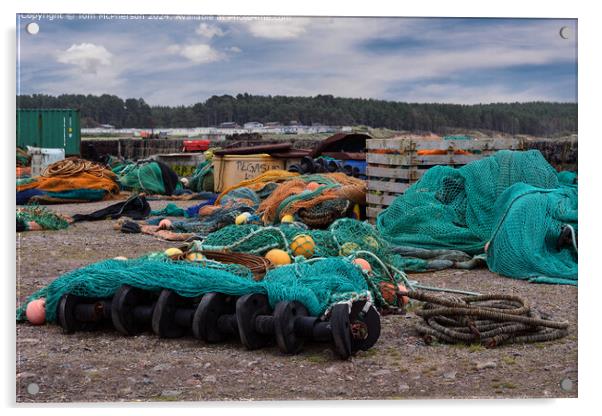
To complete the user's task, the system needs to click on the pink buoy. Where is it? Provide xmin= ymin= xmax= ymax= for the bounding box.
xmin=26 ymin=299 xmax=46 ymax=325
xmin=158 ymin=219 xmax=172 ymax=229
xmin=352 ymin=258 xmax=372 ymax=273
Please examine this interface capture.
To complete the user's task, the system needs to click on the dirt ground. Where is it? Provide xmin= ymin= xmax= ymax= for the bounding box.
xmin=15 ymin=200 xmax=578 ymax=402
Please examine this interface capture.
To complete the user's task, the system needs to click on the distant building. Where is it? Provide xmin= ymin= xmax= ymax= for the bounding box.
xmin=289 ymin=120 xmax=300 ymax=126
xmin=219 ymin=122 xmax=240 ymax=128
xmin=264 ymin=121 xmax=280 ymax=127
xmin=243 ymin=121 xmax=264 ymax=129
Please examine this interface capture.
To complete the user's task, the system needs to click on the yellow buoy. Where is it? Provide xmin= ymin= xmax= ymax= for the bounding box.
xmin=340 ymin=242 xmax=360 ymax=256
xmin=165 ymin=247 xmax=184 ymax=258
xmin=290 ymin=234 xmax=315 ymax=258
xmin=363 ymin=236 xmax=380 ymax=249
xmin=281 ymin=214 xmax=294 ymax=224
xmin=186 ymin=252 xmax=205 ymax=262
xmin=265 ymin=249 xmax=291 ymax=266
xmin=235 ymin=212 xmax=251 ymax=225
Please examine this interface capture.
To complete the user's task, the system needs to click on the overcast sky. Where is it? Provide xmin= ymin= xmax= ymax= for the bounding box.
xmin=17 ymin=15 xmax=577 ymax=106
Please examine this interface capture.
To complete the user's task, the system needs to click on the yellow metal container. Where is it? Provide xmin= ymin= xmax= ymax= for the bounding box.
xmin=212 ymin=154 xmax=285 ymax=192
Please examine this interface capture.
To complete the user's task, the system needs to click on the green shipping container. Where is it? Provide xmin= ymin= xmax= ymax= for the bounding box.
xmin=16 ymin=109 xmax=81 ymax=155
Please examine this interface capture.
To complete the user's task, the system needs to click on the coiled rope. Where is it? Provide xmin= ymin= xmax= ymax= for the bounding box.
xmin=406 ymin=290 xmax=569 ymax=348
xmin=199 ymin=250 xmax=273 ymax=280
xmin=42 ymin=157 xmax=116 ymax=179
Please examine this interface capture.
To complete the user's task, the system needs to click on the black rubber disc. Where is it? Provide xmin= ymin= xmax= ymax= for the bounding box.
xmin=152 ymin=289 xmax=188 ymax=338
xmin=274 ymin=301 xmax=308 ymax=354
xmin=348 ymin=300 xmax=381 ymax=352
xmin=236 ymin=293 xmax=272 ymax=350
xmin=192 ymin=292 xmax=237 ymax=342
xmin=57 ymin=293 xmax=81 ymax=333
xmin=111 ymin=285 xmax=156 ymax=335
xmin=329 ymin=303 xmax=352 ymax=360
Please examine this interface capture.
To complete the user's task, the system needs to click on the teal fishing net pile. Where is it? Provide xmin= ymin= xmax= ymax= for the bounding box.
xmin=16 ymin=255 xmax=373 ymax=322
xmin=117 ymin=162 xmax=181 ymax=195
xmin=199 ymin=218 xmax=428 ymax=272
xmin=188 ymin=160 xmax=214 ymax=192
xmin=16 ymin=205 xmax=69 ymax=231
xmin=376 ymin=150 xmax=578 ymax=285
xmin=486 ymin=182 xmax=577 ymax=284
xmin=150 ymin=203 xmax=188 ymax=217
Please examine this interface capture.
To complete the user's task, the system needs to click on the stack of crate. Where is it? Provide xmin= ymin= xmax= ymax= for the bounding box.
xmin=365 ymin=136 xmax=524 ymax=222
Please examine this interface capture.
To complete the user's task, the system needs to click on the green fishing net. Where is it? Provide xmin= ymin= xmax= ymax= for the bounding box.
xmin=16 ymin=254 xmax=374 ymax=322
xmin=188 ymin=160 xmax=214 ymax=192
xmin=117 ymin=162 xmax=176 ymax=195
xmin=16 ymin=205 xmax=69 ymax=231
xmin=376 ymin=150 xmax=578 ymax=285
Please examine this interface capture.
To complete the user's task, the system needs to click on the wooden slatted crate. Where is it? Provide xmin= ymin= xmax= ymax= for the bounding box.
xmin=366 ymin=136 xmax=525 ymax=222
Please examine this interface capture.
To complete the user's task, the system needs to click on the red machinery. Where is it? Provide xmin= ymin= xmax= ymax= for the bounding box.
xmin=183 ymin=140 xmax=210 ymax=152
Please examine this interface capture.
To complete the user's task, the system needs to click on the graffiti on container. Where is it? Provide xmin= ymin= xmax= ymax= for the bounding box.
xmin=236 ymin=161 xmax=282 ymax=179
xmin=171 ymin=165 xmax=197 ymax=177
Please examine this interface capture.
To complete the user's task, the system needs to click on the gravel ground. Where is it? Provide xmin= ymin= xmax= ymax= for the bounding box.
xmin=16 ymin=200 xmax=578 ymax=402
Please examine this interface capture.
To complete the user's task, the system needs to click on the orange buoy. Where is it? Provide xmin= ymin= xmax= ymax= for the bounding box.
xmin=290 ymin=235 xmax=315 ymax=258
xmin=186 ymin=252 xmax=205 ymax=262
xmin=379 ymin=282 xmax=410 ymax=305
xmin=397 ymin=283 xmax=410 ymax=305
xmin=265 ymin=249 xmax=291 ymax=266
xmin=26 ymin=299 xmax=46 ymax=325
xmin=352 ymin=258 xmax=372 ymax=273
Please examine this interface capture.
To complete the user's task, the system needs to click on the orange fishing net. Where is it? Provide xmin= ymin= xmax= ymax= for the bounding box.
xmin=215 ymin=170 xmax=299 ymax=205
xmin=258 ymin=173 xmax=366 ymax=223
xmin=16 ymin=157 xmax=120 ymax=198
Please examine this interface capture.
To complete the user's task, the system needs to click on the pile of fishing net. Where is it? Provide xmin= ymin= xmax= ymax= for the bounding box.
xmin=376 ymin=150 xmax=578 ymax=285
xmin=215 ymin=170 xmax=366 ymax=227
xmin=16 ymin=252 xmax=402 ymax=323
xmin=116 ymin=160 xmax=181 ymax=196
xmin=16 ymin=205 xmax=70 ymax=232
xmin=16 ymin=157 xmax=120 ymax=204
xmin=16 ymin=147 xmax=31 ymax=178
xmin=131 ymin=171 xmax=366 ymax=242
xmin=198 ymin=218 xmax=429 ymax=277
xmin=187 ymin=159 xmax=214 ymax=192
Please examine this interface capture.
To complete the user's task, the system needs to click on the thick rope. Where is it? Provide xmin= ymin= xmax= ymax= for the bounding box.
xmin=406 ymin=290 xmax=569 ymax=348
xmin=42 ymin=157 xmax=116 ymax=180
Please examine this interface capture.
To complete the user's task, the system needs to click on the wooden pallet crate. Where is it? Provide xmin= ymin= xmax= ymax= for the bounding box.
xmin=366 ymin=137 xmax=525 ymax=222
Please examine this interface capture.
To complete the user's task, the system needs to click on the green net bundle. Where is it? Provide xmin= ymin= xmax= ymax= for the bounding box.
xmin=17 ymin=147 xmax=31 ymax=166
xmin=16 ymin=254 xmax=374 ymax=322
xmin=486 ymin=182 xmax=577 ymax=284
xmin=117 ymin=161 xmax=181 ymax=195
xmin=199 ymin=218 xmax=427 ymax=272
xmin=376 ymin=150 xmax=578 ymax=285
xmin=188 ymin=160 xmax=214 ymax=192
xmin=16 ymin=205 xmax=69 ymax=231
